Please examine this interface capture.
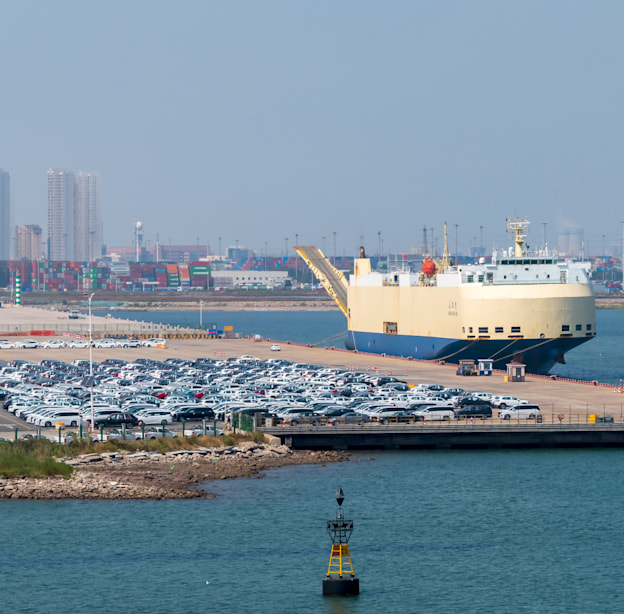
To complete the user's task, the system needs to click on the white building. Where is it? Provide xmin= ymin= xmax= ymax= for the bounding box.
xmin=75 ymin=171 xmax=102 ymax=261
xmin=212 ymin=270 xmax=288 ymax=288
xmin=47 ymin=169 xmax=75 ymax=260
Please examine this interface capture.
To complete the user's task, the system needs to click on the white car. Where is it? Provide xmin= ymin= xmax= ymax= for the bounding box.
xmin=143 ymin=427 xmax=177 ymax=440
xmin=413 ymin=406 xmax=455 ymax=421
xmin=270 ymin=344 xmax=281 ymax=351
xmin=499 ymin=404 xmax=541 ymax=420
xmin=135 ymin=410 xmax=174 ymax=425
xmin=94 ymin=339 xmax=117 ymax=348
xmin=16 ymin=339 xmax=40 ymax=349
xmin=66 ymin=339 xmax=89 ymax=349
xmin=0 ymin=340 xmax=14 ymax=349
xmin=491 ymin=395 xmax=528 ymax=409
xmin=141 ymin=338 xmax=167 ymax=348
xmin=41 ymin=339 xmax=66 ymax=349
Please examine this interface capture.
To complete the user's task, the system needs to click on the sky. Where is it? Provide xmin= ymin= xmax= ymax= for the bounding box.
xmin=2 ymin=0 xmax=624 ymax=259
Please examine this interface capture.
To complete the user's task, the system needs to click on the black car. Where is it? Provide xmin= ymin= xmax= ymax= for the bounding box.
xmin=457 ymin=395 xmax=492 ymax=408
xmin=93 ymin=412 xmax=140 ymax=427
xmin=454 ymin=405 xmax=492 ymax=420
xmin=172 ymin=407 xmax=215 ymax=422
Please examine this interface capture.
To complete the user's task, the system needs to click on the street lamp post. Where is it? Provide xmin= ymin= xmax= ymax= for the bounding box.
xmin=199 ymin=299 xmax=203 ymax=330
xmin=333 ymin=231 xmax=337 ymax=266
xmin=87 ymin=293 xmax=95 ymax=432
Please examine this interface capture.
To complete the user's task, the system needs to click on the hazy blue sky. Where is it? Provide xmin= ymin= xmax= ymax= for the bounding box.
xmin=2 ymin=1 xmax=623 ymax=258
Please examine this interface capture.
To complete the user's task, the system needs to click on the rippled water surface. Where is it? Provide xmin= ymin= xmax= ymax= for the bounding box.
xmin=3 ymin=449 xmax=624 ymax=614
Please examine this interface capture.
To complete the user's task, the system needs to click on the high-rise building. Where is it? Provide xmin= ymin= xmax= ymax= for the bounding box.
xmin=0 ymin=170 xmax=11 ymax=260
xmin=47 ymin=169 xmax=75 ymax=260
xmin=16 ymin=225 xmax=43 ymax=261
xmin=75 ymin=170 xmax=102 ymax=261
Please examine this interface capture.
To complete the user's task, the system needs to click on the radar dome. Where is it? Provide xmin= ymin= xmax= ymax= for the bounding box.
xmin=135 ymin=221 xmax=143 ymax=230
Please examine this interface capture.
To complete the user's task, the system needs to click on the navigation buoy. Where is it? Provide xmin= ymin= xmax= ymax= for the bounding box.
xmin=323 ymin=487 xmax=359 ymax=596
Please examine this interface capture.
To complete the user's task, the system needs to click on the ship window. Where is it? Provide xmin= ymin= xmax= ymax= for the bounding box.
xmin=467 ymin=276 xmax=473 ymax=283
xmin=503 ymin=275 xmax=507 ymax=279
xmin=468 ymin=327 xmax=473 ymax=334
xmin=478 ymin=327 xmax=488 ymax=334
xmin=587 ymin=324 xmax=592 ymax=331
xmin=384 ymin=322 xmax=398 ymax=335
xmin=547 ymin=274 xmax=550 ymax=279
xmin=575 ymin=324 xmax=582 ymax=331
xmin=478 ymin=275 xmax=484 ymax=282
xmin=486 ymin=273 xmax=493 ymax=282
xmin=562 ymin=325 xmax=570 ymax=332
xmin=511 ymin=326 xmax=521 ymax=333
xmin=495 ymin=326 xmax=504 ymax=333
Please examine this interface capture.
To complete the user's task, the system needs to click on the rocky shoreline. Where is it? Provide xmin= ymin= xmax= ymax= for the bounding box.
xmin=0 ymin=442 xmax=350 ymax=500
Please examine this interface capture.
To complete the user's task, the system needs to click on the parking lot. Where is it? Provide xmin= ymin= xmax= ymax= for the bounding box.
xmin=0 ymin=336 xmax=622 ymax=444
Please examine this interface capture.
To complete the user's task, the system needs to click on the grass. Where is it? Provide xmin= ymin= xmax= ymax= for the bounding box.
xmin=0 ymin=431 xmax=268 ymax=478
xmin=0 ymin=439 xmax=74 ymax=478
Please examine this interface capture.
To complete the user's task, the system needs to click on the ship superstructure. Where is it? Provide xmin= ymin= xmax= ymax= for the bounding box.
xmin=296 ymin=219 xmax=596 ymax=374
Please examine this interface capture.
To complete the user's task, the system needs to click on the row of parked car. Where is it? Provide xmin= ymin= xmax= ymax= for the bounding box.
xmin=0 ymin=337 xmax=168 ymax=350
xmin=0 ymin=352 xmax=541 ymax=436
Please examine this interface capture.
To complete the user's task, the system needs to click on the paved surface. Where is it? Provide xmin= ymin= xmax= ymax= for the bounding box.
xmin=0 ymin=305 xmax=185 ymax=335
xmin=0 ymin=336 xmax=621 ymax=424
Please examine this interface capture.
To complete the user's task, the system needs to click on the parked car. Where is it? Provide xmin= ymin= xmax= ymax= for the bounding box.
xmin=172 ymin=406 xmax=215 ymax=421
xmin=328 ymin=412 xmax=371 ymax=426
xmin=135 ymin=410 xmax=174 ymax=425
xmin=413 ymin=406 xmax=455 ymax=421
xmin=92 ymin=428 xmax=142 ymax=442
xmin=490 ymin=395 xmax=528 ymax=409
xmin=0 ymin=340 xmax=14 ymax=349
xmin=16 ymin=340 xmax=40 ymax=349
xmin=189 ymin=424 xmax=224 ymax=437
xmin=375 ymin=410 xmax=416 ymax=425
xmin=144 ymin=427 xmax=177 ymax=440
xmin=270 ymin=344 xmax=281 ymax=351
xmin=93 ymin=412 xmax=139 ymax=427
xmin=41 ymin=339 xmax=66 ymax=349
xmin=499 ymin=404 xmax=541 ymax=420
xmin=454 ymin=405 xmax=492 ymax=420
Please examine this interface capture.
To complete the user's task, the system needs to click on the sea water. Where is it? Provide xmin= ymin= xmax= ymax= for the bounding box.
xmin=95 ymin=308 xmax=624 ymax=384
xmin=2 ymin=449 xmax=624 ymax=614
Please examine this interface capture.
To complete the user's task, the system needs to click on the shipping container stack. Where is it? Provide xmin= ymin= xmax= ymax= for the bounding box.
xmin=189 ymin=262 xmax=210 ymax=289
xmin=179 ymin=264 xmax=190 ymax=287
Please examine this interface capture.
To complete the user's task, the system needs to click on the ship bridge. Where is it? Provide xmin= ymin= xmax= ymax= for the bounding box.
xmin=294 ymin=246 xmax=348 ymax=316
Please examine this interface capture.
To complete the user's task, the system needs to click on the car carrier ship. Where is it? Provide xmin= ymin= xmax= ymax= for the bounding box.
xmin=295 ymin=219 xmax=596 ymax=375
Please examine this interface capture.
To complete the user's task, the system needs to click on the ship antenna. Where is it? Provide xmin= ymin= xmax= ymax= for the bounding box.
xmin=442 ymin=222 xmax=450 ymax=269
xmin=506 ymin=218 xmax=529 ymax=257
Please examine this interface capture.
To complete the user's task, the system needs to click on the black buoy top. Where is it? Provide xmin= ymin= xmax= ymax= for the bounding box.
xmin=336 ymin=487 xmax=345 ymax=507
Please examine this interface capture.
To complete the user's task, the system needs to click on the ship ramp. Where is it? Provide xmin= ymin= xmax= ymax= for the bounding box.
xmin=294 ymin=246 xmax=348 ymax=316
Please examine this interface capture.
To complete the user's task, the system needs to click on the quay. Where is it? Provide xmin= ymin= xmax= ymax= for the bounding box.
xmin=264 ymin=423 xmax=624 ymax=451
xmin=1 ymin=308 xmax=624 ymax=449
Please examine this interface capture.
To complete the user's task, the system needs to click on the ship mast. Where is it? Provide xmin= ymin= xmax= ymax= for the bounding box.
xmin=507 ymin=218 xmax=529 ymax=257
xmin=441 ymin=222 xmax=450 ymax=269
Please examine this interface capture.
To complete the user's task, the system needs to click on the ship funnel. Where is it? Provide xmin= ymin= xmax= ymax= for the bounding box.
xmin=360 ymin=246 xmax=366 ymax=258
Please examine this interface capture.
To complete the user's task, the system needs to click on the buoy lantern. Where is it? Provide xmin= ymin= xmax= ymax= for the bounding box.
xmin=322 ymin=487 xmax=359 ymax=596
